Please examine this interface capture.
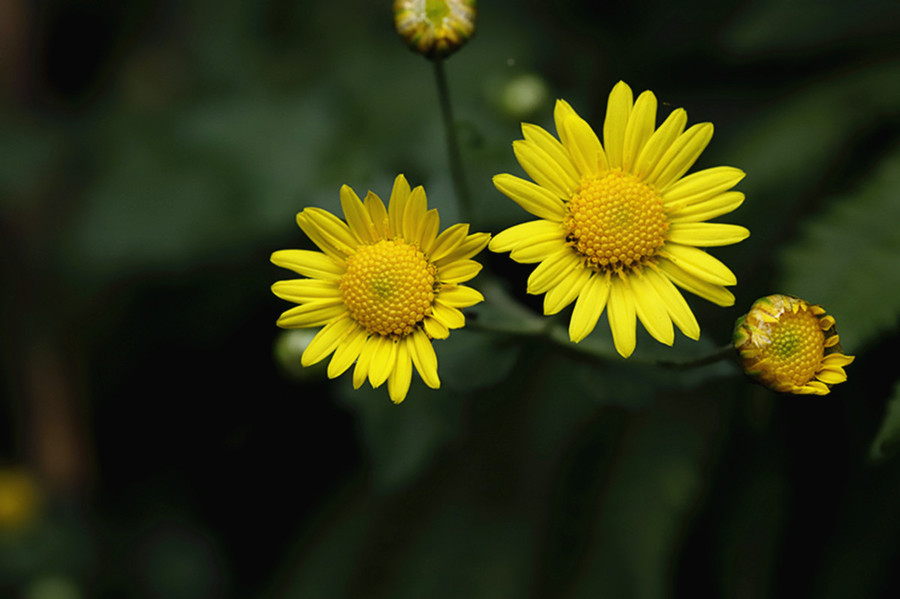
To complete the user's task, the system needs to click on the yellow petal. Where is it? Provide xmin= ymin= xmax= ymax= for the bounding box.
xmin=645 ymin=267 xmax=700 ymax=340
xmin=301 ymin=315 xmax=355 ymax=366
xmin=630 ymin=272 xmax=674 ymax=346
xmin=513 ymin=140 xmax=579 ymax=200
xmin=568 ymin=274 xmax=611 ymax=343
xmin=364 ymin=191 xmax=390 ymax=239
xmin=544 ymin=266 xmax=592 ymax=315
xmin=662 ymin=166 xmax=745 ymax=207
xmin=388 ymin=175 xmax=411 ymax=238
xmin=367 ymin=335 xmax=398 ymax=388
xmin=388 ymin=341 xmax=413 ymax=403
xmin=509 ymin=234 xmax=566 ymax=263
xmin=416 ymin=208 xmax=441 ymax=252
xmin=277 ymin=300 xmax=347 ymax=329
xmin=667 ymin=223 xmax=750 ymax=247
xmin=526 ymin=249 xmax=582 ymax=295
xmin=622 ymin=90 xmax=657 ymax=172
xmin=607 ymin=276 xmax=637 ymax=358
xmin=633 ymin=108 xmax=687 ymax=178
xmin=489 ymin=220 xmax=563 ymax=253
xmin=434 ymin=232 xmax=490 ymax=267
xmin=521 ymin=123 xmax=581 ymax=183
xmin=659 ymin=243 xmax=737 ymax=286
xmin=815 ymin=368 xmax=847 ymax=385
xmin=429 ymin=223 xmax=470 ymax=263
xmin=340 ymin=185 xmax=378 ymax=244
xmin=656 ymin=259 xmax=735 ymax=307
xmin=821 ymin=353 xmax=855 ymax=367
xmin=271 ymin=279 xmax=341 ymax=303
xmin=297 ymin=207 xmax=358 ymax=260
xmin=423 ymin=316 xmax=449 ymax=339
xmin=603 ymin=81 xmax=634 ymax=169
xmin=493 ymin=174 xmax=567 ymax=221
xmin=432 ymin=300 xmax=466 ymax=329
xmin=439 ymin=259 xmax=482 ymax=284
xmin=646 ymin=122 xmax=714 ymax=191
xmin=353 ymin=336 xmax=378 ymax=389
xmin=271 ymin=249 xmax=343 ymax=279
xmin=561 ymin=113 xmax=607 ymax=177
xmin=438 ymin=285 xmax=484 ymax=308
xmin=667 ymin=191 xmax=745 ymax=224
xmin=401 ymin=185 xmax=428 ymax=242
xmin=327 ymin=325 xmax=368 ymax=378
xmin=408 ymin=331 xmax=440 ymax=389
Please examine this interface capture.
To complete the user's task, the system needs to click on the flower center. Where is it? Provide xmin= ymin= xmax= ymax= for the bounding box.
xmin=340 ymin=239 xmax=437 ymax=337
xmin=760 ymin=309 xmax=825 ymax=386
xmin=563 ymin=169 xmax=669 ymax=273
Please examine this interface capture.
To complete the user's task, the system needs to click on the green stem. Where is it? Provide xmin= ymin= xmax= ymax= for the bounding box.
xmin=432 ymin=57 xmax=472 ymax=221
xmin=656 ymin=344 xmax=736 ymax=370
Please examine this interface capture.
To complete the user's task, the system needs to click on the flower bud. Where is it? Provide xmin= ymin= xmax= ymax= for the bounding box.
xmin=393 ymin=0 xmax=476 ymax=59
xmin=733 ymin=294 xmax=854 ymax=395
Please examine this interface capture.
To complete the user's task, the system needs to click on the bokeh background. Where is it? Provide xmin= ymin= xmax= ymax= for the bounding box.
xmin=2 ymin=0 xmax=900 ymax=597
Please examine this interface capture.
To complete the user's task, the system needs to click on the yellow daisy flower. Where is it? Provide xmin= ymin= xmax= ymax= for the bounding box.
xmin=490 ymin=81 xmax=750 ymax=357
xmin=733 ymin=294 xmax=854 ymax=395
xmin=271 ymin=175 xmax=490 ymax=403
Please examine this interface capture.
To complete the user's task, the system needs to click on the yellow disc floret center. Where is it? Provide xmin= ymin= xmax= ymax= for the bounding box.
xmin=758 ymin=309 xmax=825 ymax=386
xmin=340 ymin=239 xmax=437 ymax=337
xmin=563 ymin=169 xmax=669 ymax=273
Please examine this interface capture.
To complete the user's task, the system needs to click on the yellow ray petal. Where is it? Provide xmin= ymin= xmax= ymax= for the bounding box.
xmin=301 ymin=315 xmax=355 ymax=366
xmin=340 ymin=184 xmax=378 ymax=244
xmin=521 ymin=123 xmax=581 ymax=183
xmin=662 ymin=166 xmax=745 ymax=207
xmin=667 ymin=191 xmax=745 ymax=224
xmin=271 ymin=279 xmax=341 ymax=303
xmin=353 ymin=336 xmax=378 ymax=389
xmin=603 ymin=81 xmax=634 ymax=169
xmin=544 ymin=266 xmax=592 ymax=315
xmin=439 ymin=259 xmax=483 ymax=284
xmin=568 ymin=274 xmax=612 ymax=343
xmin=429 ymin=223 xmax=470 ymax=263
xmin=656 ymin=259 xmax=735 ymax=307
xmin=388 ymin=341 xmax=413 ymax=403
xmin=423 ymin=315 xmax=449 ymax=339
xmin=367 ymin=335 xmax=398 ymax=388
xmin=645 ymin=267 xmax=700 ymax=340
xmin=513 ymin=140 xmax=579 ymax=200
xmin=437 ymin=285 xmax=484 ymax=308
xmin=297 ymin=208 xmax=358 ymax=260
xmin=364 ymin=191 xmax=390 ymax=239
xmin=526 ymin=249 xmax=582 ymax=295
xmin=416 ymin=208 xmax=441 ymax=253
xmin=277 ymin=300 xmax=347 ymax=329
xmin=630 ymin=272 xmax=674 ymax=346
xmin=489 ymin=219 xmax=562 ymax=253
xmin=493 ymin=173 xmax=567 ymax=221
xmin=388 ymin=175 xmax=411 ymax=238
xmin=646 ymin=122 xmax=714 ymax=191
xmin=561 ymin=113 xmax=607 ymax=177
xmin=633 ymin=108 xmax=687 ymax=178
xmin=659 ymin=243 xmax=737 ymax=286
xmin=401 ymin=185 xmax=428 ymax=242
xmin=432 ymin=300 xmax=466 ymax=329
xmin=327 ymin=325 xmax=368 ymax=378
xmin=607 ymin=276 xmax=637 ymax=358
xmin=408 ymin=331 xmax=440 ymax=389
xmin=622 ymin=90 xmax=657 ymax=172
xmin=434 ymin=232 xmax=490 ymax=267
xmin=667 ymin=223 xmax=750 ymax=247
xmin=271 ymin=249 xmax=344 ymax=279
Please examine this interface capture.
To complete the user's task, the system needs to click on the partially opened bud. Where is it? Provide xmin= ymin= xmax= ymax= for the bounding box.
xmin=394 ymin=0 xmax=477 ymax=59
xmin=733 ymin=294 xmax=854 ymax=395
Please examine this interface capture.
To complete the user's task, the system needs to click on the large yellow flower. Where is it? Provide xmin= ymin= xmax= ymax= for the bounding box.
xmin=271 ymin=175 xmax=490 ymax=403
xmin=490 ymin=81 xmax=750 ymax=357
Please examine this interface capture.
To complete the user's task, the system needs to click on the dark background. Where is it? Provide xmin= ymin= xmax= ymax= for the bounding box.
xmin=2 ymin=1 xmax=900 ymax=597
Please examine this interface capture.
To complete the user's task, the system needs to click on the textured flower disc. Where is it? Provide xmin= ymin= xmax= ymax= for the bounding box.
xmin=490 ymin=80 xmax=750 ymax=357
xmin=733 ymin=294 xmax=855 ymax=395
xmin=271 ymin=174 xmax=490 ymax=403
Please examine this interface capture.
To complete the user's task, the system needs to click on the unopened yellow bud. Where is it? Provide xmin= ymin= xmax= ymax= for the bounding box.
xmin=393 ymin=0 xmax=476 ymax=59
xmin=733 ymin=294 xmax=854 ymax=395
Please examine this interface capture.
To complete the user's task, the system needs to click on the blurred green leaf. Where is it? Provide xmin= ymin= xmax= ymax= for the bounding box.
xmin=778 ymin=144 xmax=900 ymax=350
xmin=336 ymin=379 xmax=464 ymax=494
xmin=869 ymin=381 xmax=900 ymax=462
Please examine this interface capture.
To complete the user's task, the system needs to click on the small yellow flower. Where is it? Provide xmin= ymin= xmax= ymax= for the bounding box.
xmin=490 ymin=81 xmax=749 ymax=357
xmin=393 ymin=0 xmax=476 ymax=59
xmin=271 ymin=175 xmax=490 ymax=403
xmin=733 ymin=294 xmax=855 ymax=395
